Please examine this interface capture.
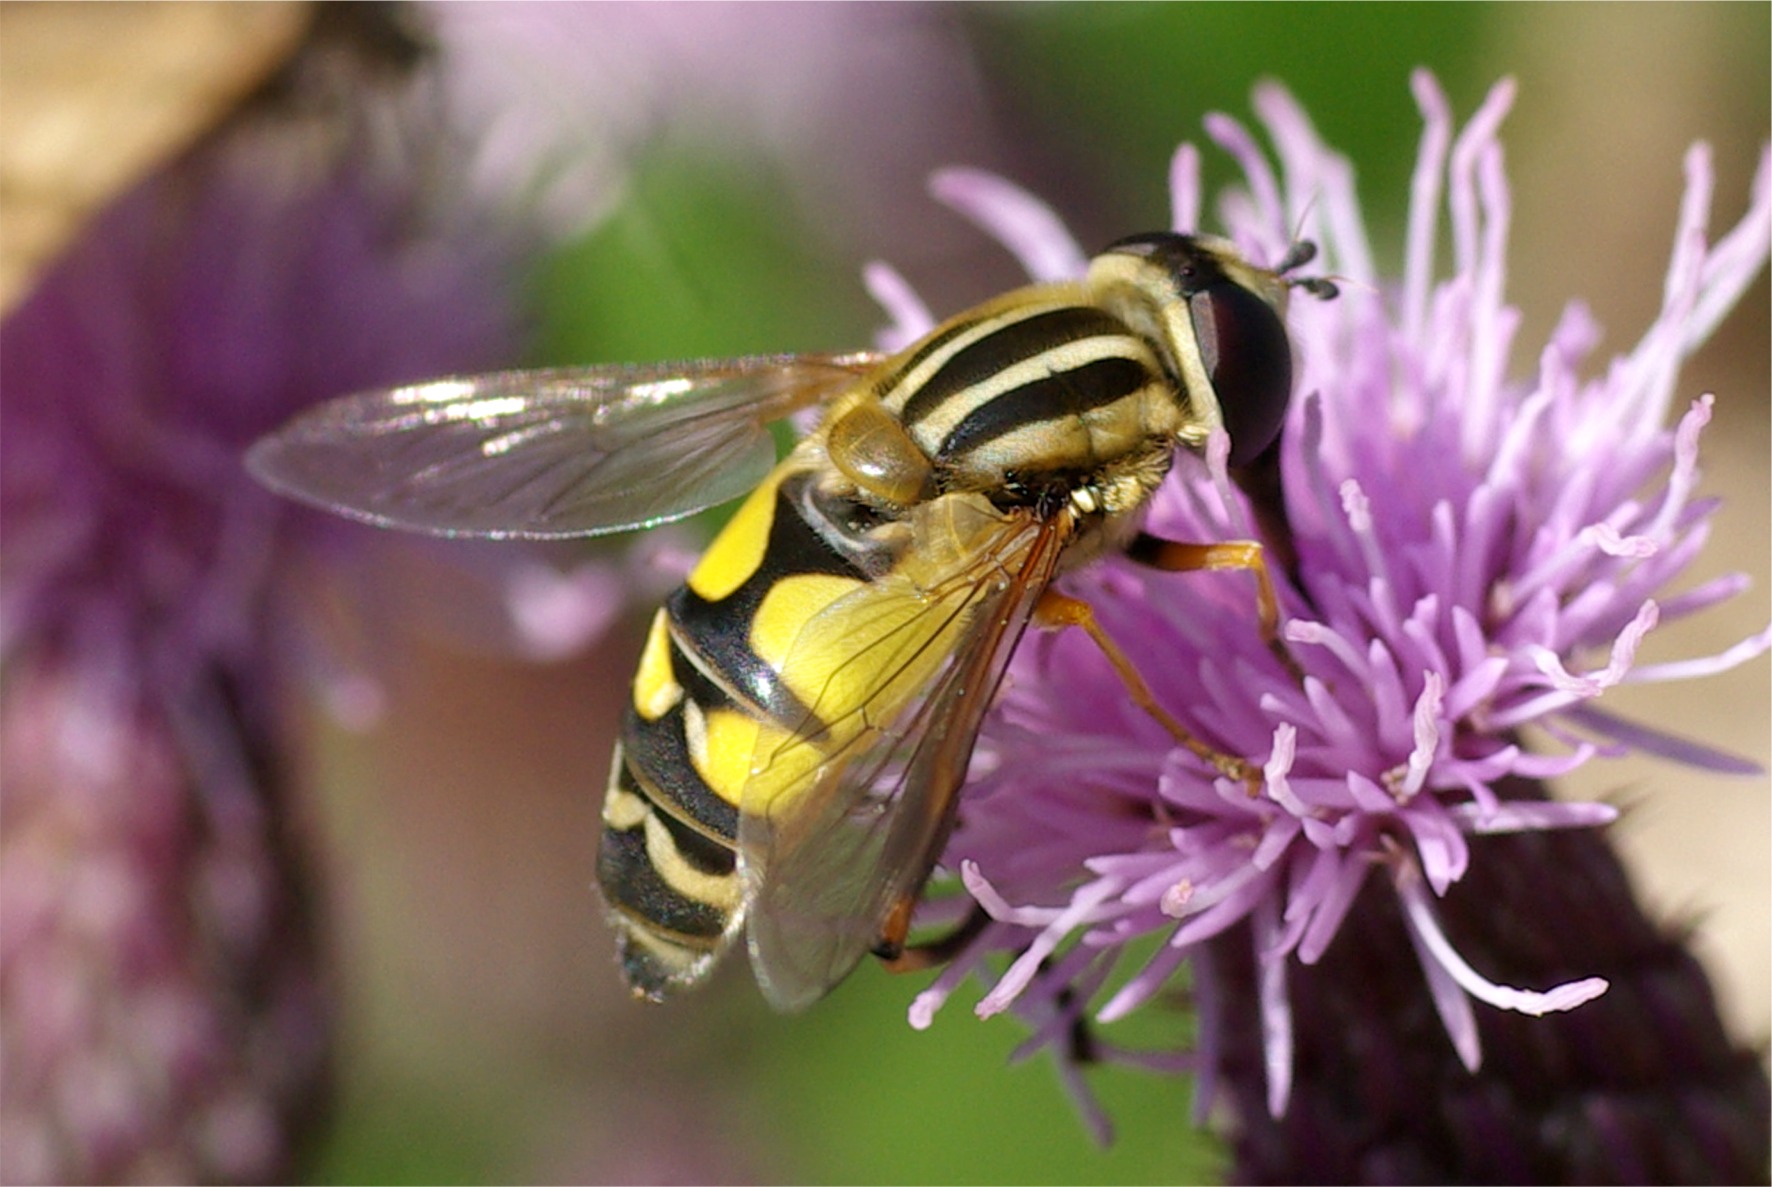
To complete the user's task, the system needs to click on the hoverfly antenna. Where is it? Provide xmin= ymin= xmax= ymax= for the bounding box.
xmin=1275 ymin=238 xmax=1319 ymax=273
xmin=1274 ymin=238 xmax=1340 ymax=302
xmin=1276 ymin=194 xmax=1341 ymax=303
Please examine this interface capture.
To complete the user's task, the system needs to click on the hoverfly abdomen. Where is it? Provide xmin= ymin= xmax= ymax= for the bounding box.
xmin=599 ymin=601 xmax=750 ymax=997
xmin=601 ymin=455 xmax=920 ymax=996
xmin=598 ymin=737 xmax=739 ymax=997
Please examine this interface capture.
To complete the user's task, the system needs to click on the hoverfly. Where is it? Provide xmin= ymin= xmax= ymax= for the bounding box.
xmin=248 ymin=231 xmax=1333 ymax=1012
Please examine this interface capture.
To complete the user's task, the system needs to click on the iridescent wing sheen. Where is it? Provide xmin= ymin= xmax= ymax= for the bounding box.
xmin=736 ymin=498 xmax=1070 ymax=1012
xmin=245 ymin=353 xmax=882 ymax=538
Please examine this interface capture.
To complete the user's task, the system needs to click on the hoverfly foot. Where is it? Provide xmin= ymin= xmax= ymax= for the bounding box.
xmin=1202 ymin=751 xmax=1262 ymax=798
xmin=877 ymin=902 xmax=993 ymax=973
xmin=869 ymin=894 xmax=919 ymax=966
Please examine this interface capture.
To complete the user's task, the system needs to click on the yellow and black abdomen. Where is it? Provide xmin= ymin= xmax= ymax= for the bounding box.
xmin=597 ymin=461 xmax=896 ymax=997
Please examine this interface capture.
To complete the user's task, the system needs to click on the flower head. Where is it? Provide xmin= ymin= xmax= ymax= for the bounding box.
xmin=879 ymin=73 xmax=1770 ymax=1141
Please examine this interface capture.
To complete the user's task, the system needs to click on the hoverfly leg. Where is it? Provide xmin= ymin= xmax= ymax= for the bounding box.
xmin=870 ymin=894 xmax=919 ymax=964
xmin=1034 ymin=590 xmax=1259 ymax=792
xmin=1124 ymin=534 xmax=1306 ymax=687
xmin=877 ymin=901 xmax=993 ymax=973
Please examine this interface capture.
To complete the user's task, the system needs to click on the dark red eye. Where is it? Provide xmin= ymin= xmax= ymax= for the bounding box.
xmin=1187 ymin=281 xmax=1293 ymax=466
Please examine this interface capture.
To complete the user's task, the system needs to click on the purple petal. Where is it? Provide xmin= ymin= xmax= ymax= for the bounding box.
xmin=927 ymin=168 xmax=1087 ymax=282
xmin=863 ymin=260 xmax=935 ymax=350
xmin=1558 ymin=704 xmax=1765 ymax=774
xmin=1255 ymin=900 xmax=1294 ymax=1117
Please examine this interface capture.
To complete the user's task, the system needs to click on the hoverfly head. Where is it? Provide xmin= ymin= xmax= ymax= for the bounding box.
xmin=1090 ymin=232 xmax=1333 ymax=466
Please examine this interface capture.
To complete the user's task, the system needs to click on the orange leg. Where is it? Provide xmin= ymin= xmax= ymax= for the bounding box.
xmin=1034 ymin=589 xmax=1259 ymax=791
xmin=878 ymin=902 xmax=992 ymax=973
xmin=1126 ymin=534 xmax=1304 ymax=684
xmin=871 ymin=896 xmax=917 ymax=962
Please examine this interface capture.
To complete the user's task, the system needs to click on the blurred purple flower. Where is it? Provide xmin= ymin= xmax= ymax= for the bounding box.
xmin=0 ymin=11 xmax=539 ymax=1179
xmin=876 ymin=73 xmax=1770 ymax=1156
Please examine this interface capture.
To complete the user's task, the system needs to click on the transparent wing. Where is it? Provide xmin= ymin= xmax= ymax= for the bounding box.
xmin=245 ymin=352 xmax=882 ymax=538
xmin=736 ymin=498 xmax=1070 ymax=1011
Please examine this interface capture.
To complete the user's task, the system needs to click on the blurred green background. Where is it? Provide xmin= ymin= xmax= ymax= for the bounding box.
xmin=294 ymin=4 xmax=1768 ymax=1183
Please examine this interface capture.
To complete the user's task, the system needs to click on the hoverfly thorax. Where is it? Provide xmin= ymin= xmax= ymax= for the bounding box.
xmin=1087 ymin=232 xmax=1298 ymax=466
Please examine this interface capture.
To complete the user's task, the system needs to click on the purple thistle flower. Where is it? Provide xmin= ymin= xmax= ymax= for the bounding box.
xmin=880 ymin=73 xmax=1770 ymax=1165
xmin=0 ymin=13 xmax=536 ymax=1179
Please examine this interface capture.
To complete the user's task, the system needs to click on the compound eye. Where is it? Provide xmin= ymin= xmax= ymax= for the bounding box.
xmin=1187 ymin=280 xmax=1294 ymax=466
